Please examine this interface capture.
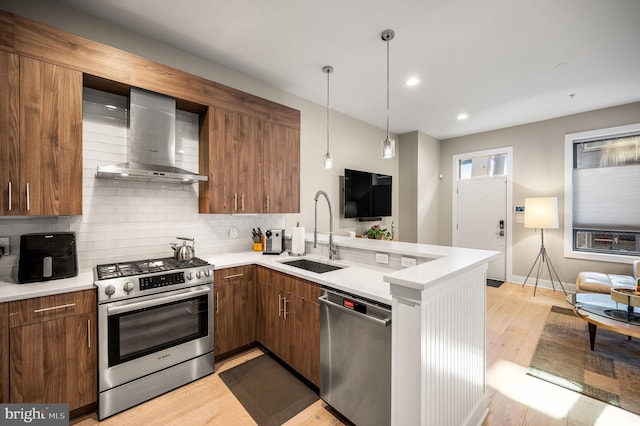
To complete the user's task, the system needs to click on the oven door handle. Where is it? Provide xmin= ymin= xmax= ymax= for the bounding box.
xmin=106 ymin=287 xmax=211 ymax=316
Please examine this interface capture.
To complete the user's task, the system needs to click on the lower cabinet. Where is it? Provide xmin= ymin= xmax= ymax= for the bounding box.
xmin=256 ymin=266 xmax=321 ymax=386
xmin=0 ymin=302 xmax=8 ymax=403
xmin=214 ymin=265 xmax=256 ymax=356
xmin=7 ymin=289 xmax=97 ymax=413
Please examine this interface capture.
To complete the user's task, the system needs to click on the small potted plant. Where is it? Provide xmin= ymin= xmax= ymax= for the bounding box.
xmin=365 ymin=224 xmax=391 ymax=240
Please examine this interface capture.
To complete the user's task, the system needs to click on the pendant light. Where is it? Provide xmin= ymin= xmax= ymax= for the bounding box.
xmin=381 ymin=29 xmax=395 ymax=159
xmin=322 ymin=65 xmax=334 ymax=169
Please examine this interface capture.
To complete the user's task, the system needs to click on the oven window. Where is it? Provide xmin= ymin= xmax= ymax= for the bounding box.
xmin=108 ymin=294 xmax=209 ymax=366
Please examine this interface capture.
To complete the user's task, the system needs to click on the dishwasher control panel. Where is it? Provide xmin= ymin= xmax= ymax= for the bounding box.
xmin=322 ymin=287 xmax=391 ymax=324
xmin=343 ymin=298 xmax=367 ymax=314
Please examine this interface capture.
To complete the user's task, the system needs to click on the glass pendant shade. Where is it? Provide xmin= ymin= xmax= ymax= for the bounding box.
xmin=322 ymin=65 xmax=334 ymax=169
xmin=381 ymin=136 xmax=395 ymax=159
xmin=323 ymin=152 xmax=333 ymax=169
xmin=381 ymin=29 xmax=395 ymax=159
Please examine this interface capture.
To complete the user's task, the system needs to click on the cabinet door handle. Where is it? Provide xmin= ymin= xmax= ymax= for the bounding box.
xmin=33 ymin=303 xmax=76 ymax=313
xmin=278 ymin=294 xmax=283 ymax=317
xmin=216 ymin=291 xmax=219 ymax=314
xmin=266 ymin=195 xmax=270 ymax=212
xmin=8 ymin=181 xmax=11 ymax=211
xmin=223 ymin=273 xmax=244 ymax=279
xmin=283 ymin=297 xmax=289 ymax=320
xmin=234 ymin=193 xmax=238 ymax=211
xmin=241 ymin=193 xmax=245 ymax=212
xmin=87 ymin=319 xmax=91 ymax=349
xmin=26 ymin=182 xmax=30 ymax=211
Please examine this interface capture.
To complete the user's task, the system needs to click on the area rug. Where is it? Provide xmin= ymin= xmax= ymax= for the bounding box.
xmin=219 ymin=354 xmax=319 ymax=425
xmin=527 ymin=305 xmax=640 ymax=415
xmin=486 ymin=279 xmax=504 ymax=288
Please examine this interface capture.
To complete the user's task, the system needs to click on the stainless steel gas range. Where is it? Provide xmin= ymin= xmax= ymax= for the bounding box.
xmin=94 ymin=257 xmax=215 ymax=420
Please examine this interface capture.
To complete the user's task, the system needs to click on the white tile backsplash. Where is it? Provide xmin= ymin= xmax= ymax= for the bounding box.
xmin=0 ymin=88 xmax=284 ymax=278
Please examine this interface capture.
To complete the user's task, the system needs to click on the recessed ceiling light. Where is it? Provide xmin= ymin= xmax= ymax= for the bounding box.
xmin=405 ymin=77 xmax=420 ymax=86
xmin=457 ymin=113 xmax=468 ymax=120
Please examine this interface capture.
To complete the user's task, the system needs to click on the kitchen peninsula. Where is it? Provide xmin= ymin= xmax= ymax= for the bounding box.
xmin=0 ymin=236 xmax=496 ymax=425
xmin=254 ymin=235 xmax=498 ymax=426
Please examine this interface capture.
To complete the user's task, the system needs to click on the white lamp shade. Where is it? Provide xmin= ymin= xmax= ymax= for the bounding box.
xmin=524 ymin=197 xmax=559 ymax=229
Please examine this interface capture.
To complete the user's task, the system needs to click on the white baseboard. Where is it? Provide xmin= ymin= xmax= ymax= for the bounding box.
xmin=509 ymin=274 xmax=576 ymax=294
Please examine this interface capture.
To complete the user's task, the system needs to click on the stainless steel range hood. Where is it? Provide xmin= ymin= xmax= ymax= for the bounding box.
xmin=96 ymin=88 xmax=207 ymax=184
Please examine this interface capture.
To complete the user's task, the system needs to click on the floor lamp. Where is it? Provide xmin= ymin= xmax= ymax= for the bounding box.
xmin=522 ymin=197 xmax=567 ymax=296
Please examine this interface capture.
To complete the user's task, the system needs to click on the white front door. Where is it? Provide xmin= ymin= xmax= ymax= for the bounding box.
xmin=452 ymin=148 xmax=512 ymax=282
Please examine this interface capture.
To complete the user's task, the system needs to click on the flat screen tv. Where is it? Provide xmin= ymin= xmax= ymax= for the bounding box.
xmin=343 ymin=168 xmax=392 ymax=220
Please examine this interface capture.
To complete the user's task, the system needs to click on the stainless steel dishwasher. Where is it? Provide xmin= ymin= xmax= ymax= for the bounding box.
xmin=319 ymin=288 xmax=392 ymax=426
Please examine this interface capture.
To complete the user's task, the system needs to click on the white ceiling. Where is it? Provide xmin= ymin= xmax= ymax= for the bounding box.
xmin=57 ymin=0 xmax=640 ymax=139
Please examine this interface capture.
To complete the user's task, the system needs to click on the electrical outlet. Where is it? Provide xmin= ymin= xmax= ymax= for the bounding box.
xmin=229 ymin=227 xmax=239 ymax=239
xmin=0 ymin=237 xmax=9 ymax=256
xmin=401 ymin=256 xmax=417 ymax=268
xmin=375 ymin=252 xmax=389 ymax=264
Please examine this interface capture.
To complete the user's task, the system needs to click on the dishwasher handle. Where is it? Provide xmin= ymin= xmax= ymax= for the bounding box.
xmin=319 ymin=295 xmax=391 ymax=327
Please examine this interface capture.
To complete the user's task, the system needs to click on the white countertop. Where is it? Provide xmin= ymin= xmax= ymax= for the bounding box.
xmin=0 ymin=270 xmax=96 ymax=303
xmin=0 ymin=236 xmax=498 ymax=305
xmin=208 ymin=250 xmax=393 ymax=304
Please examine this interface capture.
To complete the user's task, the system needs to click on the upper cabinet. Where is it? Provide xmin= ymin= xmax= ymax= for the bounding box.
xmin=199 ymin=107 xmax=300 ymax=214
xmin=0 ymin=51 xmax=19 ymax=216
xmin=263 ymin=121 xmax=300 ymax=213
xmin=0 ymin=51 xmax=82 ymax=216
xmin=200 ymin=108 xmax=264 ymax=214
xmin=0 ymin=11 xmax=300 ymax=216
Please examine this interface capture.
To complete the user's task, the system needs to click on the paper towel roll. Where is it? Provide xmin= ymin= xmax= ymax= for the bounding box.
xmin=291 ymin=226 xmax=305 ymax=255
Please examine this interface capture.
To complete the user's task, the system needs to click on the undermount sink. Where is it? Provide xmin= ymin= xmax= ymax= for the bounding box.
xmin=281 ymin=258 xmax=344 ymax=274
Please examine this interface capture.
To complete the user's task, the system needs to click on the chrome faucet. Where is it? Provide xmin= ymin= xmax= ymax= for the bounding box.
xmin=314 ymin=190 xmax=336 ymax=260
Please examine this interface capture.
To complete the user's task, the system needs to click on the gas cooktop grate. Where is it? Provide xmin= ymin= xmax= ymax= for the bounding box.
xmin=96 ymin=257 xmax=210 ymax=280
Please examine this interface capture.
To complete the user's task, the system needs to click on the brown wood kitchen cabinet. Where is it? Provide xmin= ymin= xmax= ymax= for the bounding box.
xmin=200 ymin=108 xmax=263 ymax=214
xmin=199 ymin=107 xmax=300 ymax=214
xmin=256 ymin=267 xmax=321 ymax=386
xmin=263 ymin=121 xmax=300 ymax=213
xmin=0 ymin=302 xmax=8 ymax=403
xmin=8 ymin=289 xmax=97 ymax=414
xmin=214 ymin=265 xmax=256 ymax=356
xmin=0 ymin=51 xmax=83 ymax=216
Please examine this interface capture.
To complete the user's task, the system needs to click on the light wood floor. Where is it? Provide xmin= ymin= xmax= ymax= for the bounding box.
xmin=72 ymin=283 xmax=640 ymax=425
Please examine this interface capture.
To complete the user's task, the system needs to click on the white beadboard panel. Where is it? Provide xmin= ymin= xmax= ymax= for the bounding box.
xmin=0 ymin=88 xmax=284 ymax=278
xmin=390 ymin=265 xmax=488 ymax=425
xmin=422 ymin=266 xmax=486 ymax=426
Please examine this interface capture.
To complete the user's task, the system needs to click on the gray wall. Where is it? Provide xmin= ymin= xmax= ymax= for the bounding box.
xmin=399 ymin=131 xmax=440 ymax=244
xmin=399 ymin=133 xmax=419 ymax=242
xmin=439 ymin=102 xmax=640 ymax=283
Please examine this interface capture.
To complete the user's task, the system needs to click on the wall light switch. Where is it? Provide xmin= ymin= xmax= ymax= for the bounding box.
xmin=375 ymin=253 xmax=389 ymax=264
xmin=401 ymin=257 xmax=417 ymax=268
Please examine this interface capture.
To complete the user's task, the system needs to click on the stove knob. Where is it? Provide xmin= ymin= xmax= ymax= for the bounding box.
xmin=105 ymin=285 xmax=116 ymax=297
xmin=186 ymin=272 xmax=194 ymax=280
xmin=204 ymin=269 xmax=211 ymax=277
xmin=196 ymin=270 xmax=202 ymax=279
xmin=123 ymin=282 xmax=134 ymax=293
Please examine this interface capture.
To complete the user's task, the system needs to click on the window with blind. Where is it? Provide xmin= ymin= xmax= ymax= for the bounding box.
xmin=564 ymin=123 xmax=640 ymax=263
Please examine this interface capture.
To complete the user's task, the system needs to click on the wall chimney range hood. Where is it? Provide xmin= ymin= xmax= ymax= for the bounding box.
xmin=96 ymin=87 xmax=207 ymax=184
